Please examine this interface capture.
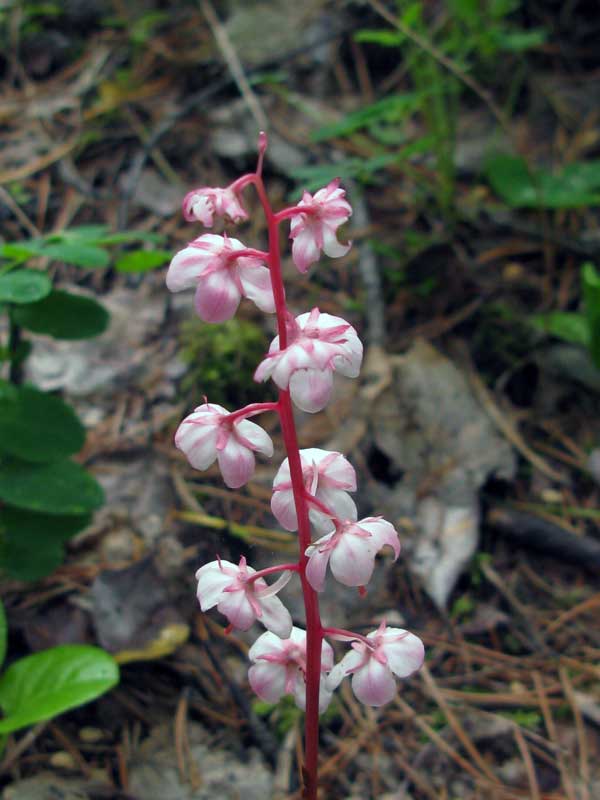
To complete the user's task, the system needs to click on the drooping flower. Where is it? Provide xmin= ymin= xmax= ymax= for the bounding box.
xmin=196 ymin=557 xmax=292 ymax=638
xmin=305 ymin=517 xmax=401 ymax=592
xmin=248 ymin=627 xmax=334 ymax=712
xmin=326 ymin=623 xmax=424 ymax=707
xmin=166 ymin=234 xmax=275 ymax=323
xmin=175 ymin=402 xmax=273 ymax=488
xmin=289 ymin=179 xmax=352 ymax=273
xmin=271 ymin=448 xmax=357 ymax=532
xmin=183 ymin=185 xmax=248 ymax=227
xmin=254 ymin=308 xmax=363 ymax=413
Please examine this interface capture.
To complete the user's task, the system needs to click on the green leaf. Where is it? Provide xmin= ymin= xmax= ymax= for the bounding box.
xmin=311 ymin=93 xmax=426 ymax=142
xmin=0 ymin=645 xmax=119 ymax=734
xmin=0 ymin=270 xmax=52 ymax=304
xmin=0 ymin=601 xmax=6 ymax=670
xmin=531 ymin=311 xmax=590 ymax=346
xmin=12 ymin=290 xmax=109 ymax=340
xmin=0 ymin=507 xmax=91 ymax=581
xmin=92 ymin=230 xmax=164 ymax=246
xmin=485 ymin=154 xmax=600 ymax=208
xmin=115 ymin=249 xmax=171 ymax=273
xmin=354 ymin=28 xmax=404 ymax=46
xmin=582 ymin=262 xmax=600 ymax=368
xmin=37 ymin=242 xmax=110 ymax=268
xmin=0 ymin=386 xmax=85 ymax=463
xmin=291 ymin=153 xmax=398 ymax=191
xmin=0 ymin=459 xmax=104 ymax=515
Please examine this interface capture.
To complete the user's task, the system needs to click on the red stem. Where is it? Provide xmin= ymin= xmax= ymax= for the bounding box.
xmin=251 ymin=164 xmax=322 ymax=800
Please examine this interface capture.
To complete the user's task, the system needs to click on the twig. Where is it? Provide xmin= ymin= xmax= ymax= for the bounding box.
xmin=533 ymin=672 xmax=577 ymax=800
xmin=560 ymin=667 xmax=590 ymax=800
xmin=0 ymin=722 xmax=48 ymax=774
xmin=512 ymin=725 xmax=541 ymax=800
xmin=0 ymin=185 xmax=40 ymax=236
xmin=488 ymin=507 xmax=600 ymax=575
xmin=199 ymin=0 xmax=267 ymax=131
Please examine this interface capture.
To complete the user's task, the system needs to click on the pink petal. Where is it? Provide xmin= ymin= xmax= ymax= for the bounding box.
xmin=271 ymin=487 xmax=298 ymax=531
xmin=316 ymin=488 xmax=357 ymax=523
xmin=329 ymin=534 xmax=376 ymax=587
xmin=217 ymin=436 xmax=255 ymax=488
xmin=363 ymin=519 xmax=401 ymax=561
xmin=257 ymin=594 xmax=293 ymax=638
xmin=175 ymin=421 xmax=219 ymax=471
xmin=305 ymin=534 xmax=334 ymax=592
xmin=325 ymin=649 xmax=363 ymax=691
xmin=322 ymin=224 xmax=351 ymax=259
xmin=351 ymin=657 xmax=397 ymax=706
xmin=381 ymin=630 xmax=425 ymax=679
xmin=291 ymin=227 xmax=321 ymax=273
xmin=194 ymin=271 xmax=241 ymax=323
xmin=234 ymin=419 xmax=274 ymax=457
xmin=316 ymin=452 xmax=357 ymax=490
xmin=196 ymin=560 xmax=237 ymax=610
xmin=248 ymin=630 xmax=284 ymax=661
xmin=166 ymin=246 xmax=211 ymax=292
xmin=289 ymin=368 xmax=333 ymax=413
xmin=238 ymin=262 xmax=276 ymax=313
xmin=249 ymin=662 xmax=287 ymax=703
xmin=217 ymin=588 xmax=256 ymax=630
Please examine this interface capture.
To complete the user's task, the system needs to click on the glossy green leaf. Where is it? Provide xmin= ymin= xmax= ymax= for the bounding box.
xmin=0 ymin=645 xmax=119 ymax=734
xmin=0 ymin=601 xmax=6 ymax=670
xmin=0 ymin=507 xmax=91 ymax=581
xmin=0 ymin=270 xmax=52 ymax=304
xmin=0 ymin=459 xmax=104 ymax=515
xmin=0 ymin=386 xmax=85 ymax=463
xmin=115 ymin=249 xmax=171 ymax=273
xmin=12 ymin=290 xmax=109 ymax=340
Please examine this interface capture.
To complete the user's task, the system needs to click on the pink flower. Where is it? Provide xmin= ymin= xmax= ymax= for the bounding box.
xmin=305 ymin=517 xmax=401 ymax=592
xmin=254 ymin=308 xmax=363 ymax=413
xmin=248 ymin=627 xmax=334 ymax=712
xmin=326 ymin=623 xmax=424 ymax=707
xmin=271 ymin=448 xmax=357 ymax=532
xmin=175 ymin=402 xmax=273 ymax=488
xmin=196 ymin=557 xmax=292 ymax=637
xmin=182 ymin=186 xmax=248 ymax=227
xmin=166 ymin=234 xmax=275 ymax=323
xmin=289 ymin=179 xmax=352 ymax=273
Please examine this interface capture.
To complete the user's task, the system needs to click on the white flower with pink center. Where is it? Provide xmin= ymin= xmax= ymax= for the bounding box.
xmin=305 ymin=517 xmax=401 ymax=592
xmin=271 ymin=448 xmax=357 ymax=532
xmin=182 ymin=186 xmax=248 ymax=227
xmin=248 ymin=627 xmax=334 ymax=712
xmin=166 ymin=233 xmax=275 ymax=323
xmin=254 ymin=308 xmax=363 ymax=413
xmin=196 ymin=557 xmax=292 ymax=638
xmin=326 ymin=623 xmax=424 ymax=707
xmin=289 ymin=179 xmax=352 ymax=273
xmin=175 ymin=402 xmax=273 ymax=489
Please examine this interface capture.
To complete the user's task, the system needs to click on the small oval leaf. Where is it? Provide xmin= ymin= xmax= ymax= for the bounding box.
xmin=0 ymin=270 xmax=52 ymax=304
xmin=0 ymin=386 xmax=86 ymax=463
xmin=12 ymin=290 xmax=109 ymax=340
xmin=0 ymin=645 xmax=119 ymax=734
xmin=0 ymin=459 xmax=104 ymax=514
xmin=115 ymin=249 xmax=171 ymax=273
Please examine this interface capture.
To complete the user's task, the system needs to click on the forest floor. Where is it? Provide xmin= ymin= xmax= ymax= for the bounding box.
xmin=1 ymin=2 xmax=600 ymax=798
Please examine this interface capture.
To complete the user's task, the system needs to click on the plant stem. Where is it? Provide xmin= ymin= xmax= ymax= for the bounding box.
xmin=252 ymin=165 xmax=322 ymax=800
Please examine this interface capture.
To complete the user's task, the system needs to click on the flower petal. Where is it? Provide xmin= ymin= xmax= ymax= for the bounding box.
xmin=271 ymin=487 xmax=298 ymax=531
xmin=351 ymin=657 xmax=397 ymax=707
xmin=258 ymin=594 xmax=293 ymax=638
xmin=175 ymin=420 xmax=219 ymax=471
xmin=289 ymin=368 xmax=333 ymax=413
xmin=238 ymin=262 xmax=276 ymax=313
xmin=235 ymin=418 xmax=274 ymax=457
xmin=325 ymin=649 xmax=363 ymax=692
xmin=196 ymin=560 xmax=237 ymax=610
xmin=381 ymin=630 xmax=425 ymax=679
xmin=329 ymin=533 xmax=377 ymax=587
xmin=249 ymin=661 xmax=287 ymax=703
xmin=305 ymin=534 xmax=334 ymax=592
xmin=217 ymin=435 xmax=255 ymax=488
xmin=194 ymin=271 xmax=241 ymax=323
xmin=216 ymin=588 xmax=256 ymax=630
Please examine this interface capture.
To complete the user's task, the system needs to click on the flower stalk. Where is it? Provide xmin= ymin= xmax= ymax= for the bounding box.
xmin=167 ymin=133 xmax=424 ymax=799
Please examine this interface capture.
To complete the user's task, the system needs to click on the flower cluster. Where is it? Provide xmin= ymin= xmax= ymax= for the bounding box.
xmin=167 ymin=139 xmax=424 ymax=745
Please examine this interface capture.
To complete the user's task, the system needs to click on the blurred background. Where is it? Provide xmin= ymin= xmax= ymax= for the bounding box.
xmin=1 ymin=1 xmax=600 ymax=798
